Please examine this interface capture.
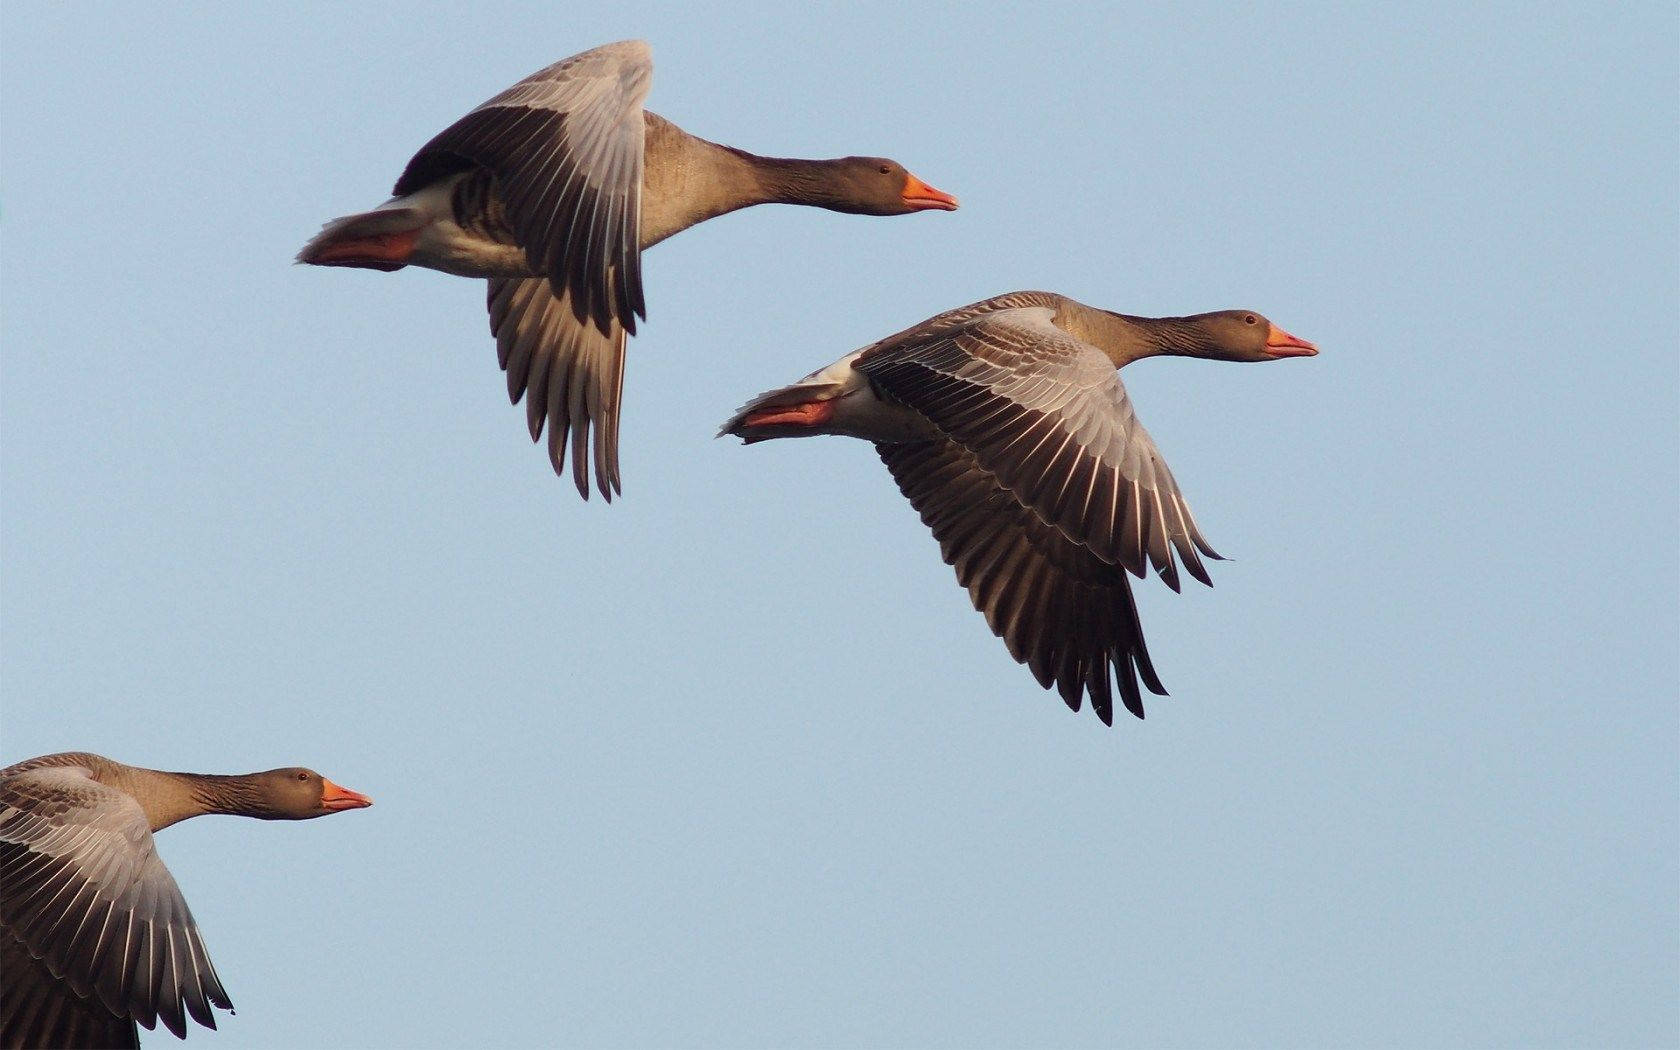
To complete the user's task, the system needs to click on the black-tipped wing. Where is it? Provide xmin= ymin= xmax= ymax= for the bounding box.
xmin=489 ymin=277 xmax=627 ymax=499
xmin=0 ymin=767 xmax=231 ymax=1044
xmin=3 ymin=931 xmax=138 ymax=1049
xmin=394 ymin=39 xmax=651 ymax=338
xmin=878 ymin=440 xmax=1166 ymax=724
xmin=858 ymin=306 xmax=1221 ymax=592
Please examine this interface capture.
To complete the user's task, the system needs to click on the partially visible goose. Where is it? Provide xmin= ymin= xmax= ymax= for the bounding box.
xmin=299 ymin=39 xmax=958 ymax=501
xmin=721 ymin=291 xmax=1317 ymax=726
xmin=0 ymin=752 xmax=372 ymax=1049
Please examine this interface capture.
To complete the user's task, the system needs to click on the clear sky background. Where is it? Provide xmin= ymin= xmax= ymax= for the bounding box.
xmin=3 ymin=2 xmax=1676 ymax=1048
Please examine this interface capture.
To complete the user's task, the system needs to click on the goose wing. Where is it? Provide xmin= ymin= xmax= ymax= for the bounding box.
xmin=395 ymin=39 xmax=651 ymax=336
xmin=878 ymin=438 xmax=1168 ymax=723
xmin=0 ymin=765 xmax=231 ymax=1042
xmin=857 ymin=305 xmax=1221 ymax=592
xmin=398 ymin=41 xmax=651 ymax=499
xmin=487 ymin=276 xmax=628 ymax=498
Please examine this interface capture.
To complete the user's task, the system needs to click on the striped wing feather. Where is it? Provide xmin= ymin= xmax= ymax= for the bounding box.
xmin=0 ymin=767 xmax=230 ymax=1044
xmin=488 ymin=277 xmax=627 ymax=498
xmin=858 ymin=306 xmax=1221 ymax=592
xmin=878 ymin=440 xmax=1166 ymax=723
xmin=394 ymin=39 xmax=651 ymax=336
xmin=400 ymin=41 xmax=652 ymax=501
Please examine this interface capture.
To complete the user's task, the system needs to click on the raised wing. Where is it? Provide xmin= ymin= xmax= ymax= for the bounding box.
xmin=489 ymin=277 xmax=627 ymax=498
xmin=878 ymin=439 xmax=1166 ymax=723
xmin=0 ymin=766 xmax=231 ymax=1043
xmin=857 ymin=306 xmax=1222 ymax=592
xmin=395 ymin=39 xmax=651 ymax=338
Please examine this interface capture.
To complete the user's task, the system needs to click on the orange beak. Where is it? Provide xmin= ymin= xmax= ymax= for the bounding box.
xmin=1264 ymin=323 xmax=1318 ymax=358
xmin=901 ymin=173 xmax=959 ymax=211
xmin=320 ymin=779 xmax=373 ymax=812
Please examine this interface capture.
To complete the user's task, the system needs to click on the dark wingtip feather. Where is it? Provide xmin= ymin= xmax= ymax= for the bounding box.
xmin=1056 ymin=668 xmax=1083 ymax=713
xmin=1193 ymin=534 xmax=1225 ymax=561
xmin=1182 ymin=552 xmax=1214 ymax=588
xmin=569 ymin=431 xmax=590 ymax=500
xmin=1085 ymin=660 xmax=1114 ymax=726
xmin=1135 ymin=645 xmax=1168 ymax=697
xmin=1118 ymin=662 xmax=1147 ymax=720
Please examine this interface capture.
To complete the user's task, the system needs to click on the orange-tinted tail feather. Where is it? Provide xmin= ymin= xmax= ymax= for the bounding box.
xmin=296 ymin=208 xmax=424 ymax=272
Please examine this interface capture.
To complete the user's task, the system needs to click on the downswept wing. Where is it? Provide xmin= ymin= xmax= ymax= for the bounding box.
xmin=489 ymin=277 xmax=628 ymax=499
xmin=3 ymin=932 xmax=138 ymax=1049
xmin=0 ymin=766 xmax=231 ymax=1043
xmin=398 ymin=41 xmax=650 ymax=500
xmin=857 ymin=306 xmax=1222 ymax=591
xmin=878 ymin=439 xmax=1167 ymax=724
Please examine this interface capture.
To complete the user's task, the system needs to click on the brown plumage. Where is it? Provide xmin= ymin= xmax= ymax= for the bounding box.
xmin=722 ymin=291 xmax=1317 ymax=725
xmin=299 ymin=39 xmax=957 ymax=500
xmin=0 ymin=753 xmax=371 ymax=1049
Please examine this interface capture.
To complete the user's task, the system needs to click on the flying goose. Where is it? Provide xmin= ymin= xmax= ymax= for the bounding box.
xmin=722 ymin=291 xmax=1316 ymax=725
xmin=1 ymin=752 xmax=372 ymax=1048
xmin=301 ymin=40 xmax=957 ymax=500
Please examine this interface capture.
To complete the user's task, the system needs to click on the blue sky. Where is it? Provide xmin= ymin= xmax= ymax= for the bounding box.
xmin=3 ymin=2 xmax=1676 ymax=1047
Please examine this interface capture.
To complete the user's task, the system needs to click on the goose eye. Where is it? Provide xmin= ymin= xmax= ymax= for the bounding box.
xmin=296 ymin=771 xmax=309 ymax=781
xmin=878 ymin=165 xmax=891 ymax=175
xmin=1244 ymin=314 xmax=1257 ymax=325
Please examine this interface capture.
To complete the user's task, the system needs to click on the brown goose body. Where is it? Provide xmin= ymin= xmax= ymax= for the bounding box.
xmin=722 ymin=291 xmax=1317 ymax=726
xmin=0 ymin=752 xmax=371 ymax=1049
xmin=299 ymin=40 xmax=957 ymax=500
